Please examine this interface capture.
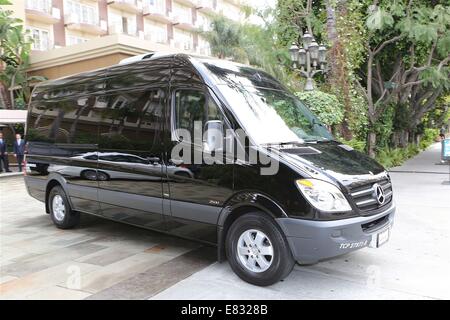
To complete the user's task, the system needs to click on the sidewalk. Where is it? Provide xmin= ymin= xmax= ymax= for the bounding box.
xmin=151 ymin=143 xmax=450 ymax=300
xmin=391 ymin=142 xmax=450 ymax=175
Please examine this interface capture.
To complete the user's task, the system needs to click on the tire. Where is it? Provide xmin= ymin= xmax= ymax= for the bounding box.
xmin=48 ymin=185 xmax=80 ymax=229
xmin=226 ymin=212 xmax=295 ymax=286
xmin=96 ymin=171 xmax=110 ymax=181
xmin=81 ymin=169 xmax=97 ymax=181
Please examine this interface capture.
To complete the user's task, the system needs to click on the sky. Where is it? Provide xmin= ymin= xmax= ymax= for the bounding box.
xmin=248 ymin=0 xmax=277 ymax=10
xmin=247 ymin=0 xmax=277 ymax=25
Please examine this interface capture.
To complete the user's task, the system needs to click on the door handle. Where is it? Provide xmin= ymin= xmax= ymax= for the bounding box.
xmin=147 ymin=157 xmax=160 ymax=163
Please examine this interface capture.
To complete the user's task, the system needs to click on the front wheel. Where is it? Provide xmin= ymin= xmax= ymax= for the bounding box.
xmin=226 ymin=212 xmax=295 ymax=286
xmin=48 ymin=185 xmax=80 ymax=229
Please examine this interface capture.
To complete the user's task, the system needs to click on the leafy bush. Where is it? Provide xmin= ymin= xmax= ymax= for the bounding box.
xmin=419 ymin=128 xmax=439 ymax=150
xmin=295 ymin=91 xmax=344 ymax=126
xmin=339 ymin=138 xmax=366 ymax=153
xmin=376 ymin=144 xmax=427 ymax=168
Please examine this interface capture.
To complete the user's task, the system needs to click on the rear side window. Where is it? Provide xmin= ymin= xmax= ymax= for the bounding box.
xmin=97 ymin=88 xmax=166 ymax=152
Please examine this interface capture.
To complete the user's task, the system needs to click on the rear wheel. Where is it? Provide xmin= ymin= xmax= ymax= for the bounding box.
xmin=81 ymin=169 xmax=97 ymax=181
xmin=48 ymin=185 xmax=80 ymax=229
xmin=226 ymin=212 xmax=295 ymax=286
xmin=96 ymin=171 xmax=110 ymax=181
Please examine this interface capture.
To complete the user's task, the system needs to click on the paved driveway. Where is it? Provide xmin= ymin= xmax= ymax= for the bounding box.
xmin=1 ymin=143 xmax=449 ymax=299
xmin=0 ymin=177 xmax=215 ymax=299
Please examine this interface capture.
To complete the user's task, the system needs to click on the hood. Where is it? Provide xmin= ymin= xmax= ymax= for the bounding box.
xmin=275 ymin=141 xmax=387 ymax=187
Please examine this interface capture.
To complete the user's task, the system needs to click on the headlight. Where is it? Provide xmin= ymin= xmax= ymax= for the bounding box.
xmin=296 ymin=179 xmax=352 ymax=212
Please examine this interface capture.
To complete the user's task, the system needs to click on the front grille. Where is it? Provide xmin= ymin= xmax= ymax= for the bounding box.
xmin=349 ymin=178 xmax=393 ymax=213
xmin=361 ymin=215 xmax=389 ymax=232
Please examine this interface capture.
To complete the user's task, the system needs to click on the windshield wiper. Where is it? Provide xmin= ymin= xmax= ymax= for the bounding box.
xmin=304 ymin=138 xmax=334 ymax=144
xmin=264 ymin=140 xmax=305 ymax=147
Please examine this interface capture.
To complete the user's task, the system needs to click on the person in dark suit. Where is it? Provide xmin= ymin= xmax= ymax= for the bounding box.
xmin=13 ymin=133 xmax=26 ymax=172
xmin=0 ymin=131 xmax=11 ymax=173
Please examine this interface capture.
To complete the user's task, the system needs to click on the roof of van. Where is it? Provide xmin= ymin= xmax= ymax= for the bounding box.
xmin=31 ymin=52 xmax=280 ymax=93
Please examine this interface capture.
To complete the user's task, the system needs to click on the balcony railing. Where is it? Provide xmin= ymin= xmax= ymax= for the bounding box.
xmin=26 ymin=0 xmax=51 ymax=14
xmin=170 ymin=12 xmax=194 ymax=30
xmin=143 ymin=2 xmax=172 ymax=24
xmin=25 ymin=0 xmax=61 ymax=24
xmin=195 ymin=20 xmax=211 ymax=32
xmin=65 ymin=14 xmax=107 ymax=35
xmin=173 ymin=0 xmax=197 ymax=7
xmin=170 ymin=39 xmax=192 ymax=51
xmin=195 ymin=0 xmax=215 ymax=14
xmin=107 ymin=0 xmax=143 ymax=14
xmin=30 ymin=38 xmax=54 ymax=52
xmin=144 ymin=33 xmax=168 ymax=45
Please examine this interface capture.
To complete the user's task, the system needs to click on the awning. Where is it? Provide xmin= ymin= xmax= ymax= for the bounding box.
xmin=0 ymin=110 xmax=27 ymax=124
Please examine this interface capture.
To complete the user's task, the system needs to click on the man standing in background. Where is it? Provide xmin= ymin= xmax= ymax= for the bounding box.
xmin=13 ymin=133 xmax=26 ymax=172
xmin=0 ymin=131 xmax=11 ymax=173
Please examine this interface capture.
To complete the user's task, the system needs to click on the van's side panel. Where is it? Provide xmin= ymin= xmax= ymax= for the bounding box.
xmin=26 ymin=69 xmax=108 ymax=214
xmin=95 ymin=58 xmax=172 ymax=230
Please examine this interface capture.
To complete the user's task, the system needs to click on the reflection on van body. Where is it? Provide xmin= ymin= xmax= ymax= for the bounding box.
xmin=47 ymin=152 xmax=193 ymax=181
xmin=24 ymin=53 xmax=395 ymax=286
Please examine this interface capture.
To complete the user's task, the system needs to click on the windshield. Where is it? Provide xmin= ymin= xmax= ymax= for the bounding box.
xmin=216 ymin=84 xmax=334 ymax=145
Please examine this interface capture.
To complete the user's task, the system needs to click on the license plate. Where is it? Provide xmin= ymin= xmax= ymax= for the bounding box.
xmin=376 ymin=228 xmax=390 ymax=247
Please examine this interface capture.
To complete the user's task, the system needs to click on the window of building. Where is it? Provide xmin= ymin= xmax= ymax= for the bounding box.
xmin=26 ymin=27 xmax=50 ymax=51
xmin=143 ymin=0 xmax=165 ymax=15
xmin=171 ymin=2 xmax=192 ymax=25
xmin=145 ymin=21 xmax=167 ymax=44
xmin=109 ymin=12 xmax=123 ymax=34
xmin=197 ymin=36 xmax=211 ymax=56
xmin=125 ymin=15 xmax=137 ymax=35
xmin=196 ymin=13 xmax=211 ymax=31
xmin=173 ymin=28 xmax=193 ymax=51
xmin=109 ymin=12 xmax=136 ymax=35
xmin=216 ymin=0 xmax=241 ymax=22
xmin=26 ymin=0 xmax=52 ymax=13
xmin=65 ymin=0 xmax=98 ymax=25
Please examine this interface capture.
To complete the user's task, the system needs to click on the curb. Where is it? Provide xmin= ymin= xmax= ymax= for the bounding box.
xmin=0 ymin=172 xmax=23 ymax=179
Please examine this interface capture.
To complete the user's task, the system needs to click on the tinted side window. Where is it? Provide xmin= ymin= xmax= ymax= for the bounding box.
xmin=28 ymin=69 xmax=107 ymax=147
xmin=27 ymin=91 xmax=101 ymax=156
xmin=174 ymin=90 xmax=224 ymax=139
xmin=98 ymin=88 xmax=165 ymax=153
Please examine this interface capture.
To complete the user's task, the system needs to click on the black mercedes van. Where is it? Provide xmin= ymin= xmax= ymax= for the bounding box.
xmin=24 ymin=53 xmax=395 ymax=286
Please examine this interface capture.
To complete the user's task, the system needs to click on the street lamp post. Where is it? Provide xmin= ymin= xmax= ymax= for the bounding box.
xmin=289 ymin=31 xmax=327 ymax=91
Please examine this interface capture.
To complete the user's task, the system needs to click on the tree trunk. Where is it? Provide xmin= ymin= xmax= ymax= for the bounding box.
xmin=391 ymin=131 xmax=400 ymax=148
xmin=399 ymin=130 xmax=409 ymax=148
xmin=367 ymin=131 xmax=377 ymax=158
xmin=325 ymin=0 xmax=352 ymax=140
xmin=0 ymin=82 xmax=12 ymax=109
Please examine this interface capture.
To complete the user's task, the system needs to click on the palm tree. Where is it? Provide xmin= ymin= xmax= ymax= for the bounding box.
xmin=201 ymin=15 xmax=247 ymax=62
xmin=0 ymin=8 xmax=46 ymax=110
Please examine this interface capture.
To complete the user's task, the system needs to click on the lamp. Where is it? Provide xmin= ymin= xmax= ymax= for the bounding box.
xmin=309 ymin=41 xmax=319 ymax=61
xmin=289 ymin=43 xmax=299 ymax=64
xmin=318 ymin=45 xmax=326 ymax=63
xmin=289 ymin=32 xmax=327 ymax=91
xmin=298 ymin=48 xmax=306 ymax=66
xmin=302 ymin=31 xmax=313 ymax=48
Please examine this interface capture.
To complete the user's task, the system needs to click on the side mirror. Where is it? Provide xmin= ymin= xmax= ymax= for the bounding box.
xmin=203 ymin=120 xmax=224 ymax=153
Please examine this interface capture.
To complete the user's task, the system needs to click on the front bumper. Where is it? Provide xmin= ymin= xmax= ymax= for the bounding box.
xmin=276 ymin=203 xmax=395 ymax=264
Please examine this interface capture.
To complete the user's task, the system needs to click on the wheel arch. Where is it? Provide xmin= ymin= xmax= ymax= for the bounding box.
xmin=44 ymin=174 xmax=71 ymax=213
xmin=216 ymin=192 xmax=288 ymax=262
